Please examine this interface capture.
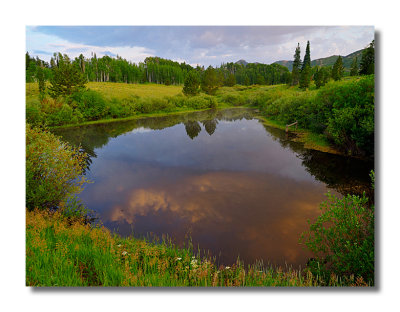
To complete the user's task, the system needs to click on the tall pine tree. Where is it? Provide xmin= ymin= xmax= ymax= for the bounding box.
xmin=299 ymin=41 xmax=311 ymax=89
xmin=332 ymin=55 xmax=344 ymax=81
xmin=314 ymin=67 xmax=323 ymax=89
xmin=359 ymin=40 xmax=375 ymax=75
xmin=350 ymin=57 xmax=358 ymax=76
xmin=291 ymin=43 xmax=301 ymax=86
xmin=301 ymin=41 xmax=311 ymax=71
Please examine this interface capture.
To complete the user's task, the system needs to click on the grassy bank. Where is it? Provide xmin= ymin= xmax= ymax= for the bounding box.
xmin=26 ymin=208 xmax=369 ymax=287
xmin=257 ymin=115 xmax=341 ymax=154
xmin=27 ymin=78 xmax=374 ymax=157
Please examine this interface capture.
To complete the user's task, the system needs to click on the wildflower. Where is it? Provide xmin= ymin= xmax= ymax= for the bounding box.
xmin=176 ymin=257 xmax=182 ymax=261
xmin=117 ymin=244 xmax=122 ymax=248
xmin=190 ymin=259 xmax=198 ymax=268
xmin=122 ymin=251 xmax=128 ymax=256
xmin=225 ymin=266 xmax=231 ymax=270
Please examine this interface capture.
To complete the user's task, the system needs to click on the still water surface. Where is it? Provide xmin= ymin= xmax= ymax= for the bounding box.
xmin=54 ymin=108 xmax=373 ymax=267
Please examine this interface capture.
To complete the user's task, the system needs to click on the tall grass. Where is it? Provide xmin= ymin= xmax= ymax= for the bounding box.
xmin=26 ymin=209 xmax=369 ymax=287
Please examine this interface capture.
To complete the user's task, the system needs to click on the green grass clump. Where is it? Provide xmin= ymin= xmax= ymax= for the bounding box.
xmin=26 ymin=209 xmax=370 ymax=287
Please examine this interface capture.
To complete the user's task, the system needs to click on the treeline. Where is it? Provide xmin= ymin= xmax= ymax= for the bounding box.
xmin=26 ymin=52 xmax=290 ymax=87
xmin=289 ymin=40 xmax=375 ymax=89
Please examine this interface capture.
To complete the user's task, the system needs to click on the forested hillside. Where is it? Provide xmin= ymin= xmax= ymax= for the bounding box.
xmin=274 ymin=48 xmax=364 ymax=72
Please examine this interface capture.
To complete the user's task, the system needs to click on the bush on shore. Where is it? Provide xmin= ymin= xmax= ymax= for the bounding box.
xmin=300 ymin=190 xmax=374 ymax=284
xmin=261 ymin=76 xmax=374 ymax=156
xmin=26 ymin=124 xmax=88 ymax=211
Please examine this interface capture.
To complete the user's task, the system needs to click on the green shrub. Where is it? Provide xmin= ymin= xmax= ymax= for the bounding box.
xmin=26 ymin=124 xmax=88 ymax=210
xmin=300 ymin=192 xmax=374 ymax=283
xmin=321 ymin=76 xmax=374 ymax=155
xmin=105 ymin=98 xmax=137 ymax=118
xmin=26 ymin=98 xmax=44 ymax=126
xmin=183 ymin=95 xmax=214 ymax=109
xmin=46 ymin=104 xmax=80 ymax=126
xmin=72 ymin=90 xmax=107 ymax=121
xmin=220 ymin=93 xmax=245 ymax=106
xmin=260 ymin=77 xmax=374 ymax=156
xmin=134 ymin=97 xmax=175 ymax=114
xmin=265 ymin=92 xmax=314 ymax=127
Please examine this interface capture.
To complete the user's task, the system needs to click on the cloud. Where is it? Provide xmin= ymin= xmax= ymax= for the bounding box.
xmin=27 ymin=25 xmax=374 ymax=67
xmin=32 ymin=50 xmax=53 ymax=55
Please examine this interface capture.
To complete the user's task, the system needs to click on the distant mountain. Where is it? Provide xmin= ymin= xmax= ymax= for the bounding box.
xmin=235 ymin=59 xmax=248 ymax=66
xmin=274 ymin=48 xmax=365 ymax=71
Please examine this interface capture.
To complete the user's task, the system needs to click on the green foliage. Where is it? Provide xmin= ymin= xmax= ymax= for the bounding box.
xmin=48 ymin=53 xmax=87 ymax=99
xmin=291 ymin=43 xmax=301 ymax=86
xmin=301 ymin=41 xmax=311 ymax=71
xmin=72 ymin=90 xmax=107 ymax=120
xmin=183 ymin=70 xmax=200 ymax=96
xmin=261 ymin=76 xmax=374 ymax=156
xmin=332 ymin=56 xmax=344 ymax=81
xmin=299 ymin=64 xmax=311 ymax=89
xmin=350 ymin=57 xmax=358 ymax=76
xmin=314 ymin=67 xmax=323 ymax=89
xmin=201 ymin=66 xmax=220 ymax=95
xmin=300 ymin=192 xmax=374 ymax=283
xmin=264 ymin=91 xmax=316 ymax=128
xmin=26 ymin=124 xmax=88 ymax=211
xmin=46 ymin=104 xmax=81 ymax=126
xmin=321 ymin=75 xmax=375 ymax=155
xmin=134 ymin=97 xmax=175 ymax=114
xmin=224 ymin=73 xmax=236 ymax=87
xmin=26 ymin=98 xmax=44 ymax=126
xmin=359 ymin=40 xmax=375 ymax=75
xmin=36 ymin=66 xmax=46 ymax=94
xmin=27 ymin=208 xmax=363 ymax=286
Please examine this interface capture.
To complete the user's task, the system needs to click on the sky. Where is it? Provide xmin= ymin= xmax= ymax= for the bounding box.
xmin=26 ymin=26 xmax=374 ymax=67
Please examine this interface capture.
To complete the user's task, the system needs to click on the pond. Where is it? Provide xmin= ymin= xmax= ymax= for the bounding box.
xmin=53 ymin=108 xmax=373 ymax=268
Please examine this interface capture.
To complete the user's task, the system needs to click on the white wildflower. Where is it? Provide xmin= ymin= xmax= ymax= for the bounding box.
xmin=122 ymin=251 xmax=128 ymax=256
xmin=117 ymin=244 xmax=122 ymax=248
xmin=225 ymin=266 xmax=231 ymax=270
xmin=176 ymin=257 xmax=182 ymax=261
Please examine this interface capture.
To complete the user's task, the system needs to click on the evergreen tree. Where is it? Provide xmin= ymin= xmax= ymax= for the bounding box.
xmin=350 ymin=57 xmax=358 ymax=76
xmin=225 ymin=73 xmax=236 ymax=87
xmin=243 ymin=75 xmax=250 ymax=86
xmin=36 ymin=65 xmax=46 ymax=94
xmin=359 ymin=40 xmax=375 ymax=75
xmin=299 ymin=41 xmax=311 ymax=89
xmin=291 ymin=43 xmax=301 ymax=86
xmin=201 ymin=66 xmax=220 ymax=95
xmin=321 ymin=66 xmax=330 ymax=84
xmin=301 ymin=41 xmax=311 ymax=71
xmin=314 ymin=67 xmax=323 ymax=89
xmin=332 ymin=56 xmax=344 ymax=81
xmin=256 ymin=74 xmax=266 ymax=85
xmin=183 ymin=70 xmax=200 ymax=96
xmin=48 ymin=54 xmax=87 ymax=98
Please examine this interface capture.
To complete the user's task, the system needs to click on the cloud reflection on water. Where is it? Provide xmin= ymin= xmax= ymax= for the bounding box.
xmin=105 ymin=170 xmax=330 ymax=266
